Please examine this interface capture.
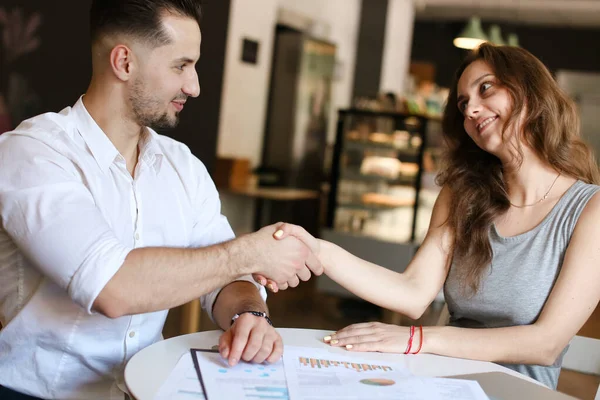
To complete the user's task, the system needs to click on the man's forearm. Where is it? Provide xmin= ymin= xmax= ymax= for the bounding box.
xmin=94 ymin=239 xmax=252 ymax=318
xmin=212 ymin=281 xmax=268 ymax=330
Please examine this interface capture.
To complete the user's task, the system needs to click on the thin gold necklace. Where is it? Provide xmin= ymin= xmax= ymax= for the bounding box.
xmin=509 ymin=172 xmax=561 ymax=208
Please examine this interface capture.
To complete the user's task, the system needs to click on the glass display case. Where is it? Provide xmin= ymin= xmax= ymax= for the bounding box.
xmin=325 ymin=109 xmax=444 ymax=243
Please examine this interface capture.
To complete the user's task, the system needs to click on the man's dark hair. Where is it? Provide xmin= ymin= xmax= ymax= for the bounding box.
xmin=90 ymin=0 xmax=202 ymax=47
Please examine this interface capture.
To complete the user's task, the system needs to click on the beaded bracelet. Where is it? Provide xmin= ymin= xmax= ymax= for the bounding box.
xmin=230 ymin=311 xmax=273 ymax=326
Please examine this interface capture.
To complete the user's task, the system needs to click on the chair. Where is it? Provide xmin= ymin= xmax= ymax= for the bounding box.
xmin=180 ymin=299 xmax=201 ymax=334
xmin=562 ymin=335 xmax=600 ymax=376
xmin=561 ymin=334 xmax=600 ymax=400
xmin=436 ymin=301 xmax=450 ymax=326
xmin=437 ymin=302 xmax=600 ymax=398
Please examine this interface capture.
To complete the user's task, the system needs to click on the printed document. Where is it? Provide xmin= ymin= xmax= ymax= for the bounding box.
xmin=282 ymin=346 xmax=489 ymax=400
xmin=154 ymin=352 xmax=205 ymax=400
xmin=191 ymin=349 xmax=289 ymax=400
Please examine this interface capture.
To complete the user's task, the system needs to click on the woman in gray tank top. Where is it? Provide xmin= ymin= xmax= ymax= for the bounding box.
xmin=265 ymin=43 xmax=600 ymax=390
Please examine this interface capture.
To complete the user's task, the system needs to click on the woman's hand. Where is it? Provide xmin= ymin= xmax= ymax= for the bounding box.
xmin=323 ymin=322 xmax=423 ymax=354
xmin=254 ymin=223 xmax=323 ymax=292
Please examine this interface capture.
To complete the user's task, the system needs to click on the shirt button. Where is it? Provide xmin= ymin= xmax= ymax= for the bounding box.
xmin=129 ymin=331 xmax=136 ymax=338
xmin=135 ymin=233 xmax=140 ymax=240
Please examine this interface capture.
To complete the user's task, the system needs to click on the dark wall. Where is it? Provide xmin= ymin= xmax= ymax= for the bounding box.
xmin=411 ymin=20 xmax=600 ymax=88
xmin=169 ymin=0 xmax=231 ymax=172
xmin=0 ymin=0 xmax=229 ymax=172
xmin=352 ymin=0 xmax=388 ymax=99
xmin=0 ymin=0 xmax=91 ymax=122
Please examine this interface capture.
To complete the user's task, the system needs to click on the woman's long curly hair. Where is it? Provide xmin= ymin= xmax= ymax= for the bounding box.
xmin=438 ymin=43 xmax=599 ymax=294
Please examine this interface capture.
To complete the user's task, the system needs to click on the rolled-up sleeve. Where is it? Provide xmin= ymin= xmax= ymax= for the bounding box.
xmin=0 ymin=136 xmax=132 ymax=313
xmin=190 ymin=159 xmax=266 ymax=322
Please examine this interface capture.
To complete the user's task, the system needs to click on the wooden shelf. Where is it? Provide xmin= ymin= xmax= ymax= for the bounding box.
xmin=338 ymin=201 xmax=414 ymax=211
xmin=338 ymin=108 xmax=442 ymax=122
xmin=344 ymin=140 xmax=420 ymax=158
xmin=341 ymin=169 xmax=417 ymax=186
xmin=221 ymin=186 xmax=320 ymax=201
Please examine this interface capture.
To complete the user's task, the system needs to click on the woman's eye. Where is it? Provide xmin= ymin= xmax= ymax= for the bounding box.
xmin=481 ymin=82 xmax=492 ymax=92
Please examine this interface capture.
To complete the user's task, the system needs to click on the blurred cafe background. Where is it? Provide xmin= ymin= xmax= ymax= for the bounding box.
xmin=1 ymin=0 xmax=599 ymax=398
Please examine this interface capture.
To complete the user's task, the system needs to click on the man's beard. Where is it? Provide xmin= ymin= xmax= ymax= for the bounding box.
xmin=130 ymin=81 xmax=180 ymax=130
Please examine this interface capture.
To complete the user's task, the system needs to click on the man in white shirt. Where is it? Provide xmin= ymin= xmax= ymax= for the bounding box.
xmin=0 ymin=1 xmax=322 ymax=399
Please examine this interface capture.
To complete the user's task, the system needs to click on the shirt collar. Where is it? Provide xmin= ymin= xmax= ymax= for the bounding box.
xmin=73 ymin=96 xmax=120 ymax=173
xmin=138 ymin=128 xmax=164 ymax=174
xmin=73 ymin=96 xmax=164 ymax=174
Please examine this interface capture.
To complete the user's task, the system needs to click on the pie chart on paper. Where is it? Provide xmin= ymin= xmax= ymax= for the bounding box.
xmin=359 ymin=378 xmax=396 ymax=386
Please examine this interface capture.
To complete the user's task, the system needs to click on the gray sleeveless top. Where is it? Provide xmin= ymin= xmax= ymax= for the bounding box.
xmin=444 ymin=180 xmax=600 ymax=389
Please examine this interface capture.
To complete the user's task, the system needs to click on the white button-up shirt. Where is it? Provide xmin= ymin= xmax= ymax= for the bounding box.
xmin=0 ymin=97 xmax=265 ymax=399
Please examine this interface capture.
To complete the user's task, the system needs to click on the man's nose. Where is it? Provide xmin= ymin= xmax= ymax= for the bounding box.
xmin=183 ymin=70 xmax=200 ymax=98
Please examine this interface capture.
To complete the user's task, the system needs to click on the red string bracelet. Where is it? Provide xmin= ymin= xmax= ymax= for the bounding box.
xmin=412 ymin=325 xmax=423 ymax=354
xmin=404 ymin=325 xmax=415 ymax=354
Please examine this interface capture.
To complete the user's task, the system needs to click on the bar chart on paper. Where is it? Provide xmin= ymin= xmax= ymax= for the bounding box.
xmin=299 ymin=356 xmax=394 ymax=373
xmin=191 ymin=349 xmax=289 ymax=400
xmin=284 ymin=347 xmax=489 ymax=400
xmin=243 ymin=384 xmax=288 ymax=399
xmin=218 ymin=364 xmax=289 ymax=400
xmin=284 ymin=346 xmax=421 ymax=400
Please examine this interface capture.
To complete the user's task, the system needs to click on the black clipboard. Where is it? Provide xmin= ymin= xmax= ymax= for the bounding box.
xmin=190 ymin=348 xmax=220 ymax=399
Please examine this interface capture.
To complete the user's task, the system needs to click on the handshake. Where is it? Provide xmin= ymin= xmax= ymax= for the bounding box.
xmin=242 ymin=223 xmax=324 ymax=292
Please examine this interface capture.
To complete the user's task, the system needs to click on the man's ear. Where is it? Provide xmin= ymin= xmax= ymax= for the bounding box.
xmin=109 ymin=44 xmax=136 ymax=82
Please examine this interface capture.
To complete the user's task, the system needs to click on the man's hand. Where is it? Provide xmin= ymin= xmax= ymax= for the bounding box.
xmin=244 ymin=223 xmax=322 ymax=289
xmin=254 ymin=223 xmax=323 ymax=292
xmin=218 ymin=313 xmax=283 ymax=366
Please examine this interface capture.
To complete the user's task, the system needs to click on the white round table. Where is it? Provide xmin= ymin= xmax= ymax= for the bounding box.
xmin=125 ymin=328 xmax=538 ymax=400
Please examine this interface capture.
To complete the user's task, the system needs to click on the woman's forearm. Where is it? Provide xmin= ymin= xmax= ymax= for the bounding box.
xmin=318 ymin=240 xmax=431 ymax=319
xmin=423 ymin=324 xmax=559 ymax=366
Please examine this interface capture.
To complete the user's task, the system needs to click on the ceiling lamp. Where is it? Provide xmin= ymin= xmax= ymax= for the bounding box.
xmin=488 ymin=25 xmax=505 ymax=46
xmin=507 ymin=33 xmax=520 ymax=47
xmin=453 ymin=17 xmax=488 ymax=50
